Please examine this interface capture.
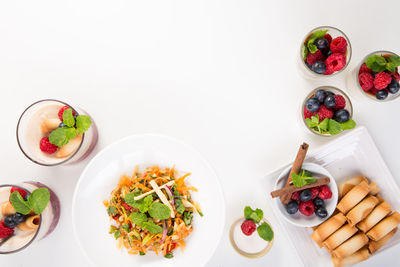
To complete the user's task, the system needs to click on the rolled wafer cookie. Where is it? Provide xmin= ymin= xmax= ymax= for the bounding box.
xmin=311 ymin=213 xmax=347 ymax=247
xmin=369 ymin=182 xmax=379 ymax=195
xmin=346 ymin=195 xmax=379 ymax=226
xmin=357 ymin=201 xmax=392 ymax=233
xmin=367 ymin=212 xmax=400 ymax=241
xmin=337 ymin=181 xmax=369 ymax=214
xmin=323 ymin=224 xmax=358 ymax=251
xmin=368 ymin=227 xmax=398 ymax=254
xmin=338 ymin=175 xmax=368 ymax=199
xmin=1 ymin=202 xmax=16 ymax=216
xmin=18 ymin=215 xmax=40 ymax=231
xmin=332 ymin=232 xmax=369 ymax=259
xmin=331 ymin=248 xmax=370 ymax=267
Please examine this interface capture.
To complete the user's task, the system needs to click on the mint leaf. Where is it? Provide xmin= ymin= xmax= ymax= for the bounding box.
xmin=107 ymin=206 xmax=117 ymax=216
xmin=148 ymin=202 xmax=171 ymax=220
xmin=341 ymin=119 xmax=356 ymax=130
xmin=257 ymin=222 xmax=274 ymax=241
xmin=183 ymin=211 xmax=193 ymax=225
xmin=312 ymin=114 xmax=319 ymax=125
xmin=62 ymin=108 xmax=75 ymax=127
xmin=244 ymin=206 xmax=263 ymax=223
xmin=122 ymin=223 xmax=130 ymax=232
xmin=328 ymin=119 xmax=342 ymax=135
xmin=388 ymin=55 xmax=400 ymax=67
xmin=10 ymin=191 xmax=31 ymax=215
xmin=27 ymin=188 xmax=50 ymax=215
xmin=143 ymin=220 xmax=163 ymax=234
xmin=305 ymin=118 xmax=314 ymax=128
xmin=302 ymin=45 xmax=308 ymax=60
xmin=114 ymin=229 xmax=121 ymax=239
xmin=291 ymin=170 xmax=317 ymax=187
xmin=164 ymin=252 xmax=174 ymax=259
xmin=366 ymin=55 xmax=378 ymax=69
xmin=307 ymin=30 xmax=328 ymax=54
xmin=318 ymin=118 xmax=329 ymax=131
xmin=366 ymin=55 xmax=387 ymax=72
xmin=48 ymin=127 xmax=77 ymax=147
xmin=75 ymin=115 xmax=92 ymax=135
xmin=307 ymin=41 xmax=318 ymax=54
xmin=175 ymin=198 xmax=185 ymax=214
xmin=130 ymin=212 xmax=148 ymax=227
xmin=386 ymin=62 xmax=396 ymax=73
xmin=375 ymin=56 xmax=387 ymax=66
xmin=125 ymin=194 xmax=153 ymax=213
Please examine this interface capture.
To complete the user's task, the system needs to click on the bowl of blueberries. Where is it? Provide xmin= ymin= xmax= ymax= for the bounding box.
xmin=273 ymin=162 xmax=339 ymax=227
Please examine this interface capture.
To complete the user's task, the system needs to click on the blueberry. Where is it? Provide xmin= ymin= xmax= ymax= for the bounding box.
xmin=59 ymin=122 xmax=66 ymax=128
xmin=387 ymin=80 xmax=400 ymax=94
xmin=285 ymin=200 xmax=299 ymax=215
xmin=324 ymin=95 xmax=336 ymax=109
xmin=315 ymin=38 xmax=329 ymax=52
xmin=12 ymin=213 xmax=26 ymax=225
xmin=315 ymin=206 xmax=328 ymax=218
xmin=326 ymin=91 xmax=334 ymax=97
xmin=313 ymin=197 xmax=324 ymax=207
xmin=376 ymin=90 xmax=388 ymax=100
xmin=311 ymin=61 xmax=326 ymax=74
xmin=314 ymin=90 xmax=327 ymax=103
xmin=305 ymin=97 xmax=320 ymax=112
xmin=333 ymin=109 xmax=350 ymax=123
xmin=300 ymin=189 xmax=312 ymax=202
xmin=4 ymin=215 xmax=18 ymax=228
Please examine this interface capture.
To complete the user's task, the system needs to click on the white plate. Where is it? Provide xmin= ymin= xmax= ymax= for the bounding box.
xmin=274 ymin=162 xmax=338 ymax=227
xmin=72 ymin=134 xmax=225 ymax=267
xmin=263 ymin=126 xmax=400 ymax=267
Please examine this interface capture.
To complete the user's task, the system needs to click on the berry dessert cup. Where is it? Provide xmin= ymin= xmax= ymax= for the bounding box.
xmin=229 ymin=206 xmax=274 ymax=258
xmin=347 ymin=50 xmax=400 ymax=102
xmin=17 ymin=99 xmax=98 ymax=166
xmin=301 ymin=86 xmax=355 ymax=137
xmin=0 ymin=182 xmax=60 ymax=254
xmin=299 ymin=26 xmax=352 ymax=79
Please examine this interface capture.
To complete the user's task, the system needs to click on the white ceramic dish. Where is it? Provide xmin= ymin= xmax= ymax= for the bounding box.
xmin=274 ymin=162 xmax=338 ymax=227
xmin=263 ymin=126 xmax=400 ymax=267
xmin=72 ymin=134 xmax=225 ymax=267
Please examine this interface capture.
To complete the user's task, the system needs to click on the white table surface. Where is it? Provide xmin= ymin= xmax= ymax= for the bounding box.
xmin=0 ymin=0 xmax=399 ymax=266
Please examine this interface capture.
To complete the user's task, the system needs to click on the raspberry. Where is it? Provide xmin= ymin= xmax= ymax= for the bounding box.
xmin=10 ymin=187 xmax=28 ymax=200
xmin=369 ymin=88 xmax=378 ymax=96
xmin=299 ymin=201 xmax=315 ymax=216
xmin=58 ymin=105 xmax=76 ymax=121
xmin=333 ymin=95 xmax=346 ymax=109
xmin=330 ymin=37 xmax=347 ymax=54
xmin=323 ymin=63 xmax=334 ymax=75
xmin=310 ymin=187 xmax=320 ymax=199
xmin=358 ymin=72 xmax=374 ymax=91
xmin=324 ymin=33 xmax=332 ymax=44
xmin=303 ymin=107 xmax=315 ymax=119
xmin=374 ymin=72 xmax=392 ymax=90
xmin=39 ymin=137 xmax=58 ymax=154
xmin=325 ymin=53 xmax=346 ymax=72
xmin=359 ymin=63 xmax=372 ymax=75
xmin=306 ymin=49 xmax=324 ymax=66
xmin=291 ymin=191 xmax=300 ymax=202
xmin=0 ymin=221 xmax=14 ymax=238
xmin=318 ymin=185 xmax=332 ymax=200
xmin=392 ymin=72 xmax=400 ymax=81
xmin=317 ymin=105 xmax=333 ymax=122
xmin=241 ymin=219 xmax=256 ymax=236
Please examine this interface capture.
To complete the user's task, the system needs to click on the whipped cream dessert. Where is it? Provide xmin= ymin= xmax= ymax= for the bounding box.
xmin=17 ymin=99 xmax=98 ymax=166
xmin=232 ymin=218 xmax=271 ymax=255
xmin=0 ymin=182 xmax=60 ymax=254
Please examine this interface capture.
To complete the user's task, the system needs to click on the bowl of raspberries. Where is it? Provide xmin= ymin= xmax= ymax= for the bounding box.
xmin=357 ymin=51 xmax=400 ymax=101
xmin=300 ymin=26 xmax=351 ymax=77
xmin=302 ymin=86 xmax=356 ymax=136
xmin=274 ymin=163 xmax=338 ymax=227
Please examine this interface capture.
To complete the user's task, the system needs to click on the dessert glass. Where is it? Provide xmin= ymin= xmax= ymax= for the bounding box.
xmin=301 ymin=86 xmax=353 ymax=137
xmin=229 ymin=217 xmax=274 ymax=258
xmin=0 ymin=182 xmax=60 ymax=254
xmin=16 ymin=99 xmax=98 ymax=166
xmin=298 ymin=26 xmax=352 ymax=79
xmin=346 ymin=50 xmax=400 ymax=102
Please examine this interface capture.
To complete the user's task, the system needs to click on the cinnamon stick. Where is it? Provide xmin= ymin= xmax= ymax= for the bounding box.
xmin=271 ymin=177 xmax=330 ymax=198
xmin=280 ymin=142 xmax=309 ymax=204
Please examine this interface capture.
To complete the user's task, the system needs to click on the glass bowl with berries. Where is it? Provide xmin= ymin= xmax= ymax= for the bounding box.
xmin=16 ymin=99 xmax=98 ymax=166
xmin=299 ymin=26 xmax=352 ymax=78
xmin=355 ymin=51 xmax=400 ymax=101
xmin=272 ymin=163 xmax=338 ymax=227
xmin=302 ymin=86 xmax=355 ymax=137
xmin=0 ymin=182 xmax=60 ymax=254
xmin=229 ymin=206 xmax=274 ymax=258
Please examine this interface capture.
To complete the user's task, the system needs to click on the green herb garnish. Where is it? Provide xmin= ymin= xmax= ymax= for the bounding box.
xmin=125 ymin=194 xmax=153 ymax=213
xmin=183 ymin=211 xmax=193 ymax=225
xmin=305 ymin=114 xmax=356 ymax=135
xmin=107 ymin=206 xmax=117 ymax=216
xmin=10 ymin=188 xmax=50 ymax=215
xmin=244 ymin=206 xmax=263 ymax=223
xmin=164 ymin=252 xmax=174 ymax=259
xmin=143 ymin=220 xmax=163 ymax=234
xmin=366 ymin=54 xmax=400 ymax=73
xmin=306 ymin=29 xmax=328 ymax=54
xmin=243 ymin=206 xmax=273 ymax=242
xmin=257 ymin=222 xmax=274 ymax=241
xmin=148 ymin=202 xmax=171 ymax=220
xmin=130 ymin=212 xmax=148 ymax=227
xmin=175 ymin=198 xmax=185 ymax=214
xmin=291 ymin=169 xmax=317 ymax=187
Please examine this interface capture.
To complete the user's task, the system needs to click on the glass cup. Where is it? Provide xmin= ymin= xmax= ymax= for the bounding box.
xmin=0 ymin=182 xmax=60 ymax=254
xmin=301 ymin=86 xmax=353 ymax=137
xmin=346 ymin=50 xmax=400 ymax=102
xmin=298 ymin=26 xmax=352 ymax=79
xmin=16 ymin=99 xmax=98 ymax=166
xmin=229 ymin=217 xmax=274 ymax=258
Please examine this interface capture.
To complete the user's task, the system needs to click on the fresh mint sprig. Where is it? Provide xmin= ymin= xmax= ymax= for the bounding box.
xmin=302 ymin=29 xmax=328 ymax=60
xmin=291 ymin=169 xmax=317 ymax=187
xmin=10 ymin=188 xmax=50 ymax=215
xmin=243 ymin=206 xmax=273 ymax=242
xmin=366 ymin=54 xmax=400 ymax=73
xmin=305 ymin=114 xmax=356 ymax=135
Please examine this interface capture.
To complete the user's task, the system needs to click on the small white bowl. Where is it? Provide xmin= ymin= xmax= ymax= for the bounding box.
xmin=273 ymin=162 xmax=338 ymax=227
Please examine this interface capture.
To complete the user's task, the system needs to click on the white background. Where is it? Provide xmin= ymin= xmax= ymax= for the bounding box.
xmin=0 ymin=0 xmax=399 ymax=266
